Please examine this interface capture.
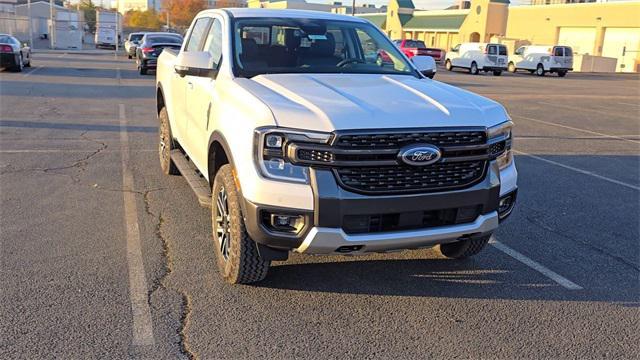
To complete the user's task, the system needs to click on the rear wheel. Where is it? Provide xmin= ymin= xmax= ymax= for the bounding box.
xmin=158 ymin=107 xmax=179 ymax=175
xmin=493 ymin=70 xmax=502 ymax=76
xmin=445 ymin=59 xmax=452 ymax=71
xmin=128 ymin=54 xmax=132 ymax=59
xmin=536 ymin=64 xmax=545 ymax=76
xmin=212 ymin=164 xmax=270 ymax=284
xmin=557 ymin=70 xmax=567 ymax=77
xmin=139 ymin=63 xmax=147 ymax=75
xmin=24 ymin=53 xmax=31 ymax=67
xmin=438 ymin=234 xmax=492 ymax=259
xmin=13 ymin=54 xmax=23 ymax=72
xmin=470 ymin=61 xmax=479 ymax=75
xmin=508 ymin=62 xmax=516 ymax=73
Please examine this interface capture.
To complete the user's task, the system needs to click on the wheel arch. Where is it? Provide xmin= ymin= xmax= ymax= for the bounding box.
xmin=207 ymin=131 xmax=236 ymax=188
xmin=156 ymin=83 xmax=165 ymax=115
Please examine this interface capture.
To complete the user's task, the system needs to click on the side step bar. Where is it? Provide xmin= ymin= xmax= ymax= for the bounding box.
xmin=170 ymin=149 xmax=211 ymax=208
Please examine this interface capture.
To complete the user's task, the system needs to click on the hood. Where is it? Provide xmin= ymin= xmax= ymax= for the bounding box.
xmin=235 ymin=73 xmax=509 ymax=132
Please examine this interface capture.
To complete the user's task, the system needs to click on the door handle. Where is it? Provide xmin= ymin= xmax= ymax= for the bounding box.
xmin=188 ymin=81 xmax=194 ymax=90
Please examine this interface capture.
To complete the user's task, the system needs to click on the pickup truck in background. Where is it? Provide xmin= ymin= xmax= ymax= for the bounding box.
xmin=156 ymin=8 xmax=518 ymax=284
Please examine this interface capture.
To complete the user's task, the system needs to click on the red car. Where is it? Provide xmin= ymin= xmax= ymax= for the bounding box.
xmin=377 ymin=39 xmax=445 ymax=64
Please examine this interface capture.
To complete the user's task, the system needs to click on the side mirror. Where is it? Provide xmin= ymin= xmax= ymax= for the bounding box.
xmin=174 ymin=51 xmax=215 ymax=78
xmin=412 ymin=55 xmax=436 ymax=79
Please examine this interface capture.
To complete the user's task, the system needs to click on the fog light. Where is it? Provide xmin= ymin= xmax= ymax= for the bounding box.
xmin=265 ymin=134 xmax=283 ymax=148
xmin=269 ymin=213 xmax=304 ymax=233
xmin=498 ymin=191 xmax=517 ymax=221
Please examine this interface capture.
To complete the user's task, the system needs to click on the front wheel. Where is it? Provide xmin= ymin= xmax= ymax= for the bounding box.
xmin=508 ymin=62 xmax=516 ymax=73
xmin=437 ymin=234 xmax=491 ymax=259
xmin=536 ymin=64 xmax=545 ymax=76
xmin=470 ymin=62 xmax=479 ymax=75
xmin=13 ymin=54 xmax=23 ymax=72
xmin=493 ymin=70 xmax=502 ymax=76
xmin=212 ymin=164 xmax=270 ymax=284
xmin=445 ymin=59 xmax=452 ymax=71
xmin=557 ymin=70 xmax=567 ymax=77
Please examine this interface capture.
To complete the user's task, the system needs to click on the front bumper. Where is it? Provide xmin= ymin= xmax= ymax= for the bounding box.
xmin=244 ymin=160 xmax=516 ymax=254
xmin=297 ymin=212 xmax=498 ymax=254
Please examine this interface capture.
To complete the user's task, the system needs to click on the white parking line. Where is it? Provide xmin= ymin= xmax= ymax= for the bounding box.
xmin=514 ymin=150 xmax=640 ymax=191
xmin=618 ymin=102 xmax=640 ymax=107
xmin=22 ymin=66 xmax=42 ymax=77
xmin=490 ymin=238 xmax=583 ymax=290
xmin=119 ymin=103 xmax=155 ymax=346
xmin=514 ymin=115 xmax=640 ymax=145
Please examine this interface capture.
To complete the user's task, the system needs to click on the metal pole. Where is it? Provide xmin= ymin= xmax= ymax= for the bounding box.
xmin=28 ymin=0 xmax=34 ymax=50
xmin=115 ymin=0 xmax=119 ymax=54
xmin=351 ymin=0 xmax=355 ymax=15
xmin=49 ymin=0 xmax=54 ymax=49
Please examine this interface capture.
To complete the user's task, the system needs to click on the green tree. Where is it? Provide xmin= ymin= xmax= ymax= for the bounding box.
xmin=124 ymin=9 xmax=162 ymax=30
xmin=79 ymin=0 xmax=97 ymax=33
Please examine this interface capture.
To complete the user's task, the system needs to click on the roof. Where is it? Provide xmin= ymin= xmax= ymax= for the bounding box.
xmin=216 ymin=8 xmax=368 ymax=22
xmin=399 ymin=14 xmax=412 ymax=25
xmin=15 ymin=0 xmax=67 ymax=10
xmin=403 ymin=13 xmax=467 ymax=30
xmin=357 ymin=14 xmax=386 ymax=28
xmin=490 ymin=0 xmax=510 ymax=3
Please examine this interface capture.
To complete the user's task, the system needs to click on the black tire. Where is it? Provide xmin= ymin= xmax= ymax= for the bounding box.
xmin=13 ymin=54 xmax=23 ymax=72
xmin=212 ymin=164 xmax=270 ymax=284
xmin=158 ymin=107 xmax=179 ymax=175
xmin=128 ymin=54 xmax=132 ymax=59
xmin=438 ymin=234 xmax=491 ymax=259
xmin=139 ymin=65 xmax=147 ymax=75
xmin=427 ymin=73 xmax=435 ymax=79
xmin=470 ymin=61 xmax=479 ymax=75
xmin=24 ymin=53 xmax=31 ymax=67
xmin=493 ymin=70 xmax=502 ymax=76
xmin=536 ymin=64 xmax=545 ymax=76
xmin=508 ymin=62 xmax=516 ymax=73
xmin=445 ymin=59 xmax=452 ymax=71
xmin=557 ymin=70 xmax=567 ymax=77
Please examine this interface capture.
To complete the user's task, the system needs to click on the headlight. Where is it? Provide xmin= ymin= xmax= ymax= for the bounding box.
xmin=487 ymin=121 xmax=513 ymax=170
xmin=254 ymin=127 xmax=332 ymax=183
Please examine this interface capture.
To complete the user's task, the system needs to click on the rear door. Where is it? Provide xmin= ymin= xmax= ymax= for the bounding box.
xmin=485 ymin=44 xmax=498 ymax=68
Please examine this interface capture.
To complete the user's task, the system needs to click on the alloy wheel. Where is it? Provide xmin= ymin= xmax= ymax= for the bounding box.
xmin=215 ymin=186 xmax=231 ymax=261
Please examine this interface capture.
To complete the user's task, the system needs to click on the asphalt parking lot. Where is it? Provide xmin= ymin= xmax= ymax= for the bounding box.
xmin=1 ymin=52 xmax=638 ymax=359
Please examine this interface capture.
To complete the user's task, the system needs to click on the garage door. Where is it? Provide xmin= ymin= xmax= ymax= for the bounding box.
xmin=558 ymin=27 xmax=596 ymax=55
xmin=602 ymin=28 xmax=640 ymax=73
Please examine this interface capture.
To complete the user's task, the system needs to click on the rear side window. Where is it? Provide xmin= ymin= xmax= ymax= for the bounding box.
xmin=564 ymin=47 xmax=573 ymax=56
xmin=130 ymin=34 xmax=144 ymax=41
xmin=185 ymin=18 xmax=212 ymax=52
xmin=498 ymin=46 xmax=507 ymax=55
xmin=487 ymin=45 xmax=497 ymax=55
xmin=554 ymin=47 xmax=564 ymax=56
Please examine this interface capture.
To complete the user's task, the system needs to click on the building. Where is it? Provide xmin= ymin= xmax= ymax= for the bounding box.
xmin=207 ymin=0 xmax=247 ymax=8
xmin=358 ymin=0 xmax=640 ymax=73
xmin=116 ymin=0 xmax=161 ymax=13
xmin=530 ymin=0 xmax=599 ymax=5
xmin=13 ymin=0 xmax=83 ymax=48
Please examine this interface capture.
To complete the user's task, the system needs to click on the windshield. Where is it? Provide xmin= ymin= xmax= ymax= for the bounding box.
xmin=404 ymin=40 xmax=425 ymax=48
xmin=147 ymin=35 xmax=182 ymax=44
xmin=233 ymin=18 xmax=416 ymax=78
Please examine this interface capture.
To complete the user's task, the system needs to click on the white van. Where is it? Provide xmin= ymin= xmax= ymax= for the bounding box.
xmin=445 ymin=43 xmax=508 ymax=76
xmin=508 ymin=45 xmax=573 ymax=77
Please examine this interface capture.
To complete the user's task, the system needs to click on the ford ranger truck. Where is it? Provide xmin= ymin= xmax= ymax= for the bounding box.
xmin=155 ymin=9 xmax=518 ymax=284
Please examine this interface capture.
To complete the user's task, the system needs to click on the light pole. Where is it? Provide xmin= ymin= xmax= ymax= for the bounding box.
xmin=351 ymin=0 xmax=355 ymax=16
xmin=49 ymin=0 xmax=54 ymax=49
xmin=27 ymin=0 xmax=33 ymax=50
xmin=115 ymin=0 xmax=119 ymax=53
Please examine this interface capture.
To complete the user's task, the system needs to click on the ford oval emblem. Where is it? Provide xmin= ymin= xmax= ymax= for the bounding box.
xmin=398 ymin=144 xmax=442 ymax=166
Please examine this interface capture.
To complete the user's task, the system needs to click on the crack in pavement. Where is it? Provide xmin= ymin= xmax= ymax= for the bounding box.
xmin=521 ymin=205 xmax=640 ymax=272
xmin=143 ymin=190 xmax=196 ymax=360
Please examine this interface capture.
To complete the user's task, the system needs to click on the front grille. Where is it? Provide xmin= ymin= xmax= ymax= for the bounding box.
xmin=335 ymin=161 xmax=487 ymax=194
xmin=334 ymin=131 xmax=485 ymax=148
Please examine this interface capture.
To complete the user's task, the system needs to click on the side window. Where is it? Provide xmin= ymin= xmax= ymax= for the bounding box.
xmin=355 ymin=29 xmax=378 ymax=62
xmin=451 ymin=44 xmax=460 ymax=52
xmin=498 ymin=46 xmax=507 ymax=56
xmin=204 ymin=18 xmax=223 ymax=67
xmin=514 ymin=47 xmax=524 ymax=55
xmin=185 ymin=18 xmax=211 ymax=52
xmin=554 ymin=47 xmax=564 ymax=56
xmin=488 ymin=45 xmax=497 ymax=55
xmin=564 ymin=47 xmax=573 ymax=56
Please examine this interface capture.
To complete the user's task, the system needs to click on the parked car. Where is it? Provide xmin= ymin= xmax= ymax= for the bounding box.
xmin=95 ymin=10 xmax=122 ymax=49
xmin=125 ymin=32 xmax=146 ymax=59
xmin=508 ymin=45 xmax=573 ymax=77
xmin=156 ymin=9 xmax=517 ymax=284
xmin=395 ymin=39 xmax=445 ymax=62
xmin=445 ymin=43 xmax=508 ymax=75
xmin=136 ymin=32 xmax=183 ymax=75
xmin=0 ymin=34 xmax=31 ymax=72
